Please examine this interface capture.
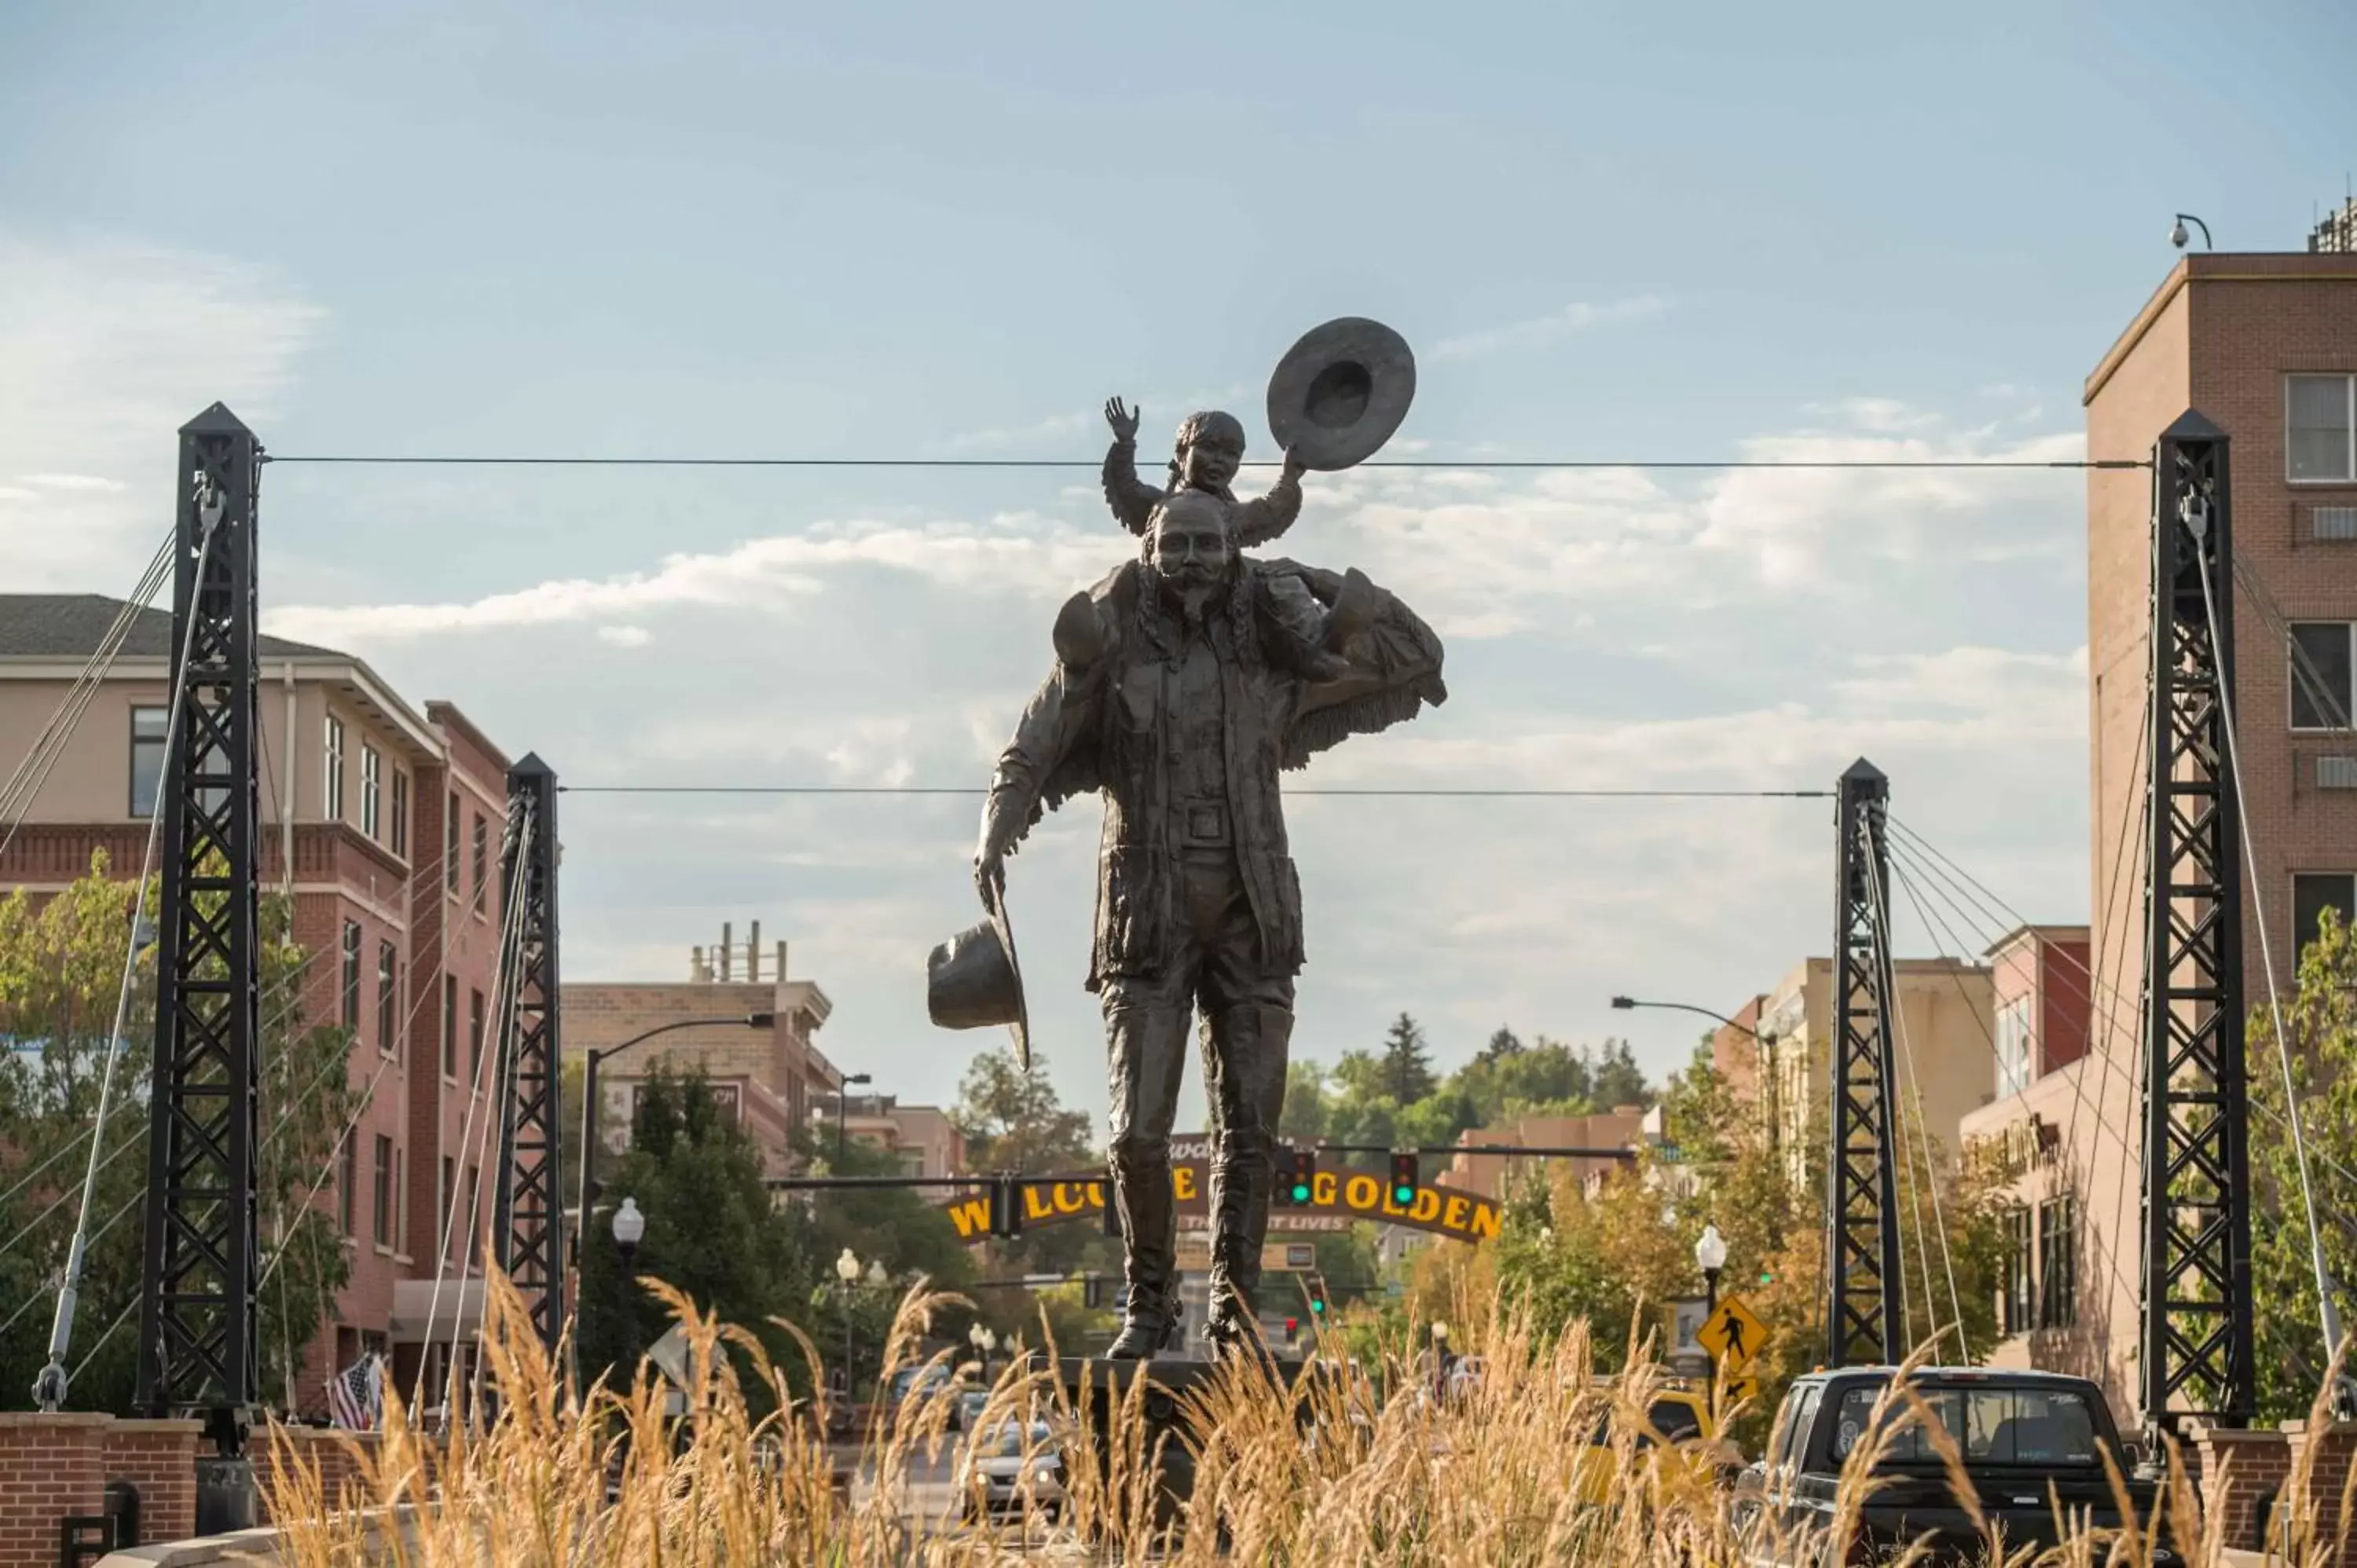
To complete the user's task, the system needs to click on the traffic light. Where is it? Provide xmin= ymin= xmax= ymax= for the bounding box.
xmin=1274 ymin=1153 xmax=1295 ymax=1208
xmin=1285 ymin=1317 xmax=1299 ymax=1346
xmin=1288 ymin=1147 xmax=1316 ymax=1206
xmin=990 ymin=1174 xmax=1025 ymax=1239
xmin=1389 ymin=1150 xmax=1417 ymax=1207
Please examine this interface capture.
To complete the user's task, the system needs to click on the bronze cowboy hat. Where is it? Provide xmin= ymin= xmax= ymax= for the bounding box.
xmin=1266 ymin=317 xmax=1417 ymax=472
xmin=926 ymin=892 xmax=1032 ymax=1071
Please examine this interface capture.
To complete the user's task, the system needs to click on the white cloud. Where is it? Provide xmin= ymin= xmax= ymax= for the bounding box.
xmin=0 ymin=233 xmax=324 ymax=590
xmin=1431 ymin=295 xmax=1667 ymax=361
xmin=266 ymin=515 xmax=1129 ymax=644
xmin=596 ymin=625 xmax=653 ymax=648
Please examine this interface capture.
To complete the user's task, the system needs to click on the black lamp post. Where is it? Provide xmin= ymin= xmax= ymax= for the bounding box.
xmin=1695 ymin=1222 xmax=1727 ymax=1419
xmin=610 ymin=1195 xmax=647 ymax=1372
xmin=835 ymin=1072 xmax=873 ymax=1165
xmin=1611 ymin=995 xmax=1782 ymax=1151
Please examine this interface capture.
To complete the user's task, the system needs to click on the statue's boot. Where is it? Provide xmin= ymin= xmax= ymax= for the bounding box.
xmin=1105 ymin=1002 xmax=1187 ymax=1361
xmin=1204 ymin=1003 xmax=1291 ymax=1361
xmin=1105 ymin=1167 xmax=1182 ymax=1359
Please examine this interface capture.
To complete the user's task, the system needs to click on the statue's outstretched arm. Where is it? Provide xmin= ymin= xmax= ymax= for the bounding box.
xmin=1102 ymin=438 xmax=1164 ymax=537
xmin=1233 ymin=465 xmax=1303 ymax=548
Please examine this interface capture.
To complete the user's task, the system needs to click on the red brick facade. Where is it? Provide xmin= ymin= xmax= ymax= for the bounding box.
xmin=0 ymin=1412 xmax=200 ymax=1568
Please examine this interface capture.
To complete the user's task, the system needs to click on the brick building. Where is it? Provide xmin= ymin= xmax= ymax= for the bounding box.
xmin=1749 ymin=955 xmax=1998 ymax=1185
xmin=0 ymin=595 xmax=515 ymax=1417
xmin=1434 ymin=1106 xmax=1647 ymax=1203
xmin=822 ymin=1092 xmax=966 ymax=1178
xmin=1959 ymin=248 xmax=2357 ymax=1425
xmin=561 ymin=937 xmax=841 ymax=1180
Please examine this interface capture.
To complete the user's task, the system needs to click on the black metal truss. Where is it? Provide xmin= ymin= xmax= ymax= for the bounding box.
xmin=2139 ymin=410 xmax=2256 ymax=1432
xmin=136 ymin=405 xmax=263 ymax=1452
xmin=493 ymin=755 xmax=566 ymax=1349
xmin=1825 ymin=757 xmax=1904 ymax=1368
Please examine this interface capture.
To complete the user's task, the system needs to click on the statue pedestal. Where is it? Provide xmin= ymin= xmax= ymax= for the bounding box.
xmin=1050 ymin=1355 xmax=1321 ymax=1533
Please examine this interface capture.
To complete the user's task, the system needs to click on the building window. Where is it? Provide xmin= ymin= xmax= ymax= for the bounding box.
xmin=445 ymin=792 xmax=460 ymax=894
xmin=464 ymin=1163 xmax=482 ymax=1263
xmin=438 ymin=1156 xmax=453 ymax=1257
xmin=340 ymin=1137 xmax=357 ymax=1236
xmin=471 ymin=813 xmax=488 ymax=915
xmin=2038 ymin=1196 xmax=2077 ymax=1329
xmin=340 ymin=921 xmax=363 ymax=1030
xmin=324 ymin=716 xmax=346 ymax=820
xmin=130 ymin=706 xmax=169 ymax=818
xmin=1995 ymin=995 xmax=2033 ymax=1098
xmin=468 ymin=988 xmax=486 ymax=1083
xmin=2294 ymin=874 xmax=2356 ymax=958
xmin=442 ymin=976 xmax=459 ymax=1079
xmin=390 ymin=771 xmax=409 ymax=857
xmin=2289 ymin=374 xmax=2357 ymax=483
xmin=361 ymin=744 xmax=382 ymax=838
xmin=376 ymin=940 xmax=399 ymax=1059
xmin=372 ymin=1134 xmax=394 ymax=1247
xmin=2002 ymin=1207 xmax=2033 ymax=1335
xmin=2291 ymin=623 xmax=2354 ymax=731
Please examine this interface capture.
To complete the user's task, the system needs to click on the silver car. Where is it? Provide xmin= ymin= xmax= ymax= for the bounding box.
xmin=955 ymin=1420 xmax=1069 ymax=1522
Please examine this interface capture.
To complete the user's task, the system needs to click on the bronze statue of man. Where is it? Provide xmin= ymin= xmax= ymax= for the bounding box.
xmin=973 ymin=396 xmax=1446 ymax=1358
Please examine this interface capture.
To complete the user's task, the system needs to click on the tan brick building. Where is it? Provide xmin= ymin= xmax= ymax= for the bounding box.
xmin=0 ymin=595 xmax=515 ymax=1416
xmin=1750 ymin=955 xmax=1999 ymax=1185
xmin=562 ymin=943 xmax=841 ymax=1179
xmin=823 ymin=1092 xmax=967 ymax=1178
xmin=1435 ymin=1107 xmax=1647 ymax=1203
xmin=1960 ymin=250 xmax=2357 ymax=1426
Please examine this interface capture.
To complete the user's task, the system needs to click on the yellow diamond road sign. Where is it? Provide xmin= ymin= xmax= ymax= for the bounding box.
xmin=1695 ymin=1295 xmax=1765 ymax=1368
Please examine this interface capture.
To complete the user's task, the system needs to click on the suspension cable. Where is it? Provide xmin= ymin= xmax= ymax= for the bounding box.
xmin=33 ymin=507 xmax=221 ymax=1411
xmin=2189 ymin=504 xmax=2344 ymax=1379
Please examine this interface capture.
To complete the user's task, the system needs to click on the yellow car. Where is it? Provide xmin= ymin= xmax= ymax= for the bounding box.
xmin=1572 ymin=1384 xmax=1744 ymax=1507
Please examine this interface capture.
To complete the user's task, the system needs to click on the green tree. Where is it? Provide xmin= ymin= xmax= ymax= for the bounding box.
xmin=1378 ymin=1013 xmax=1436 ymax=1105
xmin=2249 ymin=906 xmax=2357 ymax=1423
xmin=950 ymin=1046 xmax=1114 ymax=1288
xmin=0 ymin=852 xmax=352 ymax=1414
xmin=1279 ymin=1060 xmax=1330 ymax=1140
xmin=576 ymin=1066 xmax=808 ymax=1408
xmin=1476 ymin=1025 xmax=1524 ymax=1064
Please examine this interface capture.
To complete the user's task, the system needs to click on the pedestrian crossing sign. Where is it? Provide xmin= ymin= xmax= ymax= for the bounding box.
xmin=1695 ymin=1295 xmax=1765 ymax=1368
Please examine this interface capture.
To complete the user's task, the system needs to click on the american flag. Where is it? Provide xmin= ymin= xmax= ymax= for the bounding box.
xmin=327 ymin=1354 xmax=382 ymax=1431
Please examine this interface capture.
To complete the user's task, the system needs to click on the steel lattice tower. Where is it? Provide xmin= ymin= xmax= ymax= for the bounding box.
xmin=493 ymin=754 xmax=566 ymax=1348
xmin=135 ymin=406 xmax=264 ymax=1500
xmin=2139 ymin=410 xmax=2256 ymax=1432
xmin=1825 ymin=757 xmax=1904 ymax=1368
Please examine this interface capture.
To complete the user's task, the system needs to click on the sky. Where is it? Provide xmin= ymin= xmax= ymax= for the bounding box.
xmin=5 ymin=1 xmax=2355 ymax=1130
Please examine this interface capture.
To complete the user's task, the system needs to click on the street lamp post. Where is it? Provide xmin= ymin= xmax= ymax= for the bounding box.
xmin=1611 ymin=995 xmax=1782 ymax=1151
xmin=834 ymin=1247 xmax=862 ymax=1419
xmin=1695 ymin=1222 xmax=1728 ymax=1418
xmin=968 ymin=1321 xmax=996 ymax=1381
xmin=835 ymin=1072 xmax=874 ymax=1166
xmin=611 ymin=1196 xmax=647 ymax=1372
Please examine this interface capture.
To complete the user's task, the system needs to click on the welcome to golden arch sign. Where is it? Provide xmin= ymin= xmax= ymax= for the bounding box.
xmin=937 ymin=1157 xmax=1501 ymax=1247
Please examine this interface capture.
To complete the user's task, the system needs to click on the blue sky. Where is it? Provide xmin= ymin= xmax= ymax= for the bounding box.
xmin=5 ymin=1 xmax=2355 ymax=1126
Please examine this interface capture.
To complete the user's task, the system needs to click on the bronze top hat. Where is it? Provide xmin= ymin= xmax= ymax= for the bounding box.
xmin=1266 ymin=317 xmax=1417 ymax=472
xmin=926 ymin=894 xmax=1032 ymax=1070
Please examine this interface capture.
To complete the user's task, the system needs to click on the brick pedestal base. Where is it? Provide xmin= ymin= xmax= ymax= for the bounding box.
xmin=0 ymin=1412 xmax=201 ymax=1568
xmin=2280 ymin=1420 xmax=2357 ymax=1565
xmin=2183 ymin=1424 xmax=2294 ymax=1555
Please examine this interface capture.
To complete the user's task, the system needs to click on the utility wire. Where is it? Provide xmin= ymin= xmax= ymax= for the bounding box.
xmin=262 ymin=454 xmax=2147 ymax=472
xmin=559 ymin=784 xmax=1835 ymax=800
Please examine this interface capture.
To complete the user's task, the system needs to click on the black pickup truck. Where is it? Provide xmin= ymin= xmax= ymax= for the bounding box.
xmin=1731 ymin=1367 xmax=2176 ymax=1565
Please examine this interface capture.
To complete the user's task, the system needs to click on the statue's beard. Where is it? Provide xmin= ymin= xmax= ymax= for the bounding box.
xmin=1150 ymin=562 xmax=1231 ymax=629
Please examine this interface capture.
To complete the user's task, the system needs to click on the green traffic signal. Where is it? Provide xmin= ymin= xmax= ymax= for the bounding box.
xmin=1291 ymin=1179 xmax=1311 ymax=1203
xmin=1309 ymin=1298 xmax=1325 ymax=1314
